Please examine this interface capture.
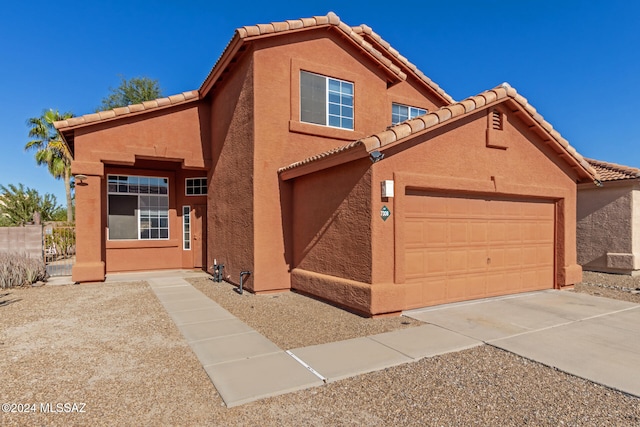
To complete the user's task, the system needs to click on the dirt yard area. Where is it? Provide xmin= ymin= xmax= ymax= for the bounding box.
xmin=1 ymin=273 xmax=639 ymax=426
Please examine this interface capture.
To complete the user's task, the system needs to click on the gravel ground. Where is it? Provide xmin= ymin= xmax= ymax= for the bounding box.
xmin=572 ymin=271 xmax=640 ymax=304
xmin=189 ymin=278 xmax=422 ymax=349
xmin=1 ymin=273 xmax=639 ymax=426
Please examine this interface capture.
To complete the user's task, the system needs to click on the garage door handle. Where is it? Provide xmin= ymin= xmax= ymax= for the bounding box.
xmin=487 ymin=258 xmax=491 ymax=264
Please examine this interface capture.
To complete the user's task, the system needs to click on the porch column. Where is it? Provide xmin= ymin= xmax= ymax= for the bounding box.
xmin=72 ymin=162 xmax=105 ymax=282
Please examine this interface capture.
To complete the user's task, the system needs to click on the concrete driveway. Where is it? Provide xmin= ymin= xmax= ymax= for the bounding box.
xmin=405 ymin=290 xmax=640 ymax=397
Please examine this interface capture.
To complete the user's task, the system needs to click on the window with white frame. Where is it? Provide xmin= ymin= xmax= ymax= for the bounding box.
xmin=300 ymin=71 xmax=354 ymax=130
xmin=186 ymin=177 xmax=207 ymax=196
xmin=107 ymin=175 xmax=169 ymax=240
xmin=392 ymin=103 xmax=427 ymax=125
xmin=182 ymin=206 xmax=191 ymax=250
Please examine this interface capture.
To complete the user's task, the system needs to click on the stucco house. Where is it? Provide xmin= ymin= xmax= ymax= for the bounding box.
xmin=55 ymin=12 xmax=600 ymax=316
xmin=577 ymin=159 xmax=640 ymax=275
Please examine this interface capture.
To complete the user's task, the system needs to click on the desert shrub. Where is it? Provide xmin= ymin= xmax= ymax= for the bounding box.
xmin=0 ymin=253 xmax=47 ymax=289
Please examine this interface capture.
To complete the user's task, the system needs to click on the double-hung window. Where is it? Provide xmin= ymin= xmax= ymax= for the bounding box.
xmin=392 ymin=103 xmax=427 ymax=125
xmin=107 ymin=175 xmax=169 ymax=240
xmin=300 ymin=71 xmax=354 ymax=130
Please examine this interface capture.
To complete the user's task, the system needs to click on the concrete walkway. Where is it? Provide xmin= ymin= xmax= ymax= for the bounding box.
xmin=88 ymin=271 xmax=640 ymax=406
xmin=144 ymin=273 xmax=480 ymax=407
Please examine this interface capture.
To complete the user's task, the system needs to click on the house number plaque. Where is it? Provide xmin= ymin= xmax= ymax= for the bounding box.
xmin=380 ymin=206 xmax=391 ymax=221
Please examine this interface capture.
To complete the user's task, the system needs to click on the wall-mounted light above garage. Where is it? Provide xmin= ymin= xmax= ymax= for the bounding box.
xmin=381 ymin=180 xmax=394 ymax=198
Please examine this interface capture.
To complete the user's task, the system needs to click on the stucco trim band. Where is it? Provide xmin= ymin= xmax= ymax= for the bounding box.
xmin=291 ymin=268 xmax=404 ymax=317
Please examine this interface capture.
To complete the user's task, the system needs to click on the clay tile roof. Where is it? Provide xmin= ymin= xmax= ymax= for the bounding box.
xmin=220 ymin=12 xmax=471 ymax=98
xmin=54 ymin=90 xmax=200 ymax=130
xmin=585 ymin=158 xmax=640 ymax=181
xmin=279 ymin=83 xmax=599 ymax=183
xmin=351 ymin=24 xmax=454 ymax=104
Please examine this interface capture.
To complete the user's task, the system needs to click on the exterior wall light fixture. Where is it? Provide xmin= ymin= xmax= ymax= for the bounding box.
xmin=381 ymin=180 xmax=394 ymax=198
xmin=369 ymin=150 xmax=384 ymax=163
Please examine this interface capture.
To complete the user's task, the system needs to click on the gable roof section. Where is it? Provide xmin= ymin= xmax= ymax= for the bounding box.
xmin=279 ymin=83 xmax=600 ymax=184
xmin=54 ymin=90 xmax=200 ymax=153
xmin=55 ymin=12 xmax=454 ymax=154
xmin=586 ymin=158 xmax=640 ymax=181
xmin=54 ymin=90 xmax=200 ymax=130
xmin=199 ymin=12 xmax=454 ymax=104
xmin=351 ymin=24 xmax=453 ymax=104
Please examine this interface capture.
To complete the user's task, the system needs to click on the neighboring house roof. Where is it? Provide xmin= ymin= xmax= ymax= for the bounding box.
xmin=279 ymin=83 xmax=600 ymax=184
xmin=585 ymin=158 xmax=640 ymax=181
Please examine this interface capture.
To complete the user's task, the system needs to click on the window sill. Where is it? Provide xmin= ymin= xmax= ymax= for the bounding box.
xmin=289 ymin=120 xmax=364 ymax=141
xmin=106 ymin=239 xmax=180 ymax=249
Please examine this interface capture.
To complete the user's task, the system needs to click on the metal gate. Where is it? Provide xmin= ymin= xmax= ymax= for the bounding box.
xmin=44 ymin=223 xmax=75 ymax=277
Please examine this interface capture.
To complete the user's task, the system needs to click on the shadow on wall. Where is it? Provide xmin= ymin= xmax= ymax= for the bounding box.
xmin=281 ymin=158 xmax=372 ymax=279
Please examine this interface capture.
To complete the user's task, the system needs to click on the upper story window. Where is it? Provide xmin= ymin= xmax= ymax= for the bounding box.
xmin=185 ymin=177 xmax=207 ymax=196
xmin=300 ymin=71 xmax=354 ymax=130
xmin=107 ymin=175 xmax=169 ymax=240
xmin=392 ymin=103 xmax=427 ymax=125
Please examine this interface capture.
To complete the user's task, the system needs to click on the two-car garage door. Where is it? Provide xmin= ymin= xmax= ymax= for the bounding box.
xmin=403 ymin=191 xmax=555 ymax=309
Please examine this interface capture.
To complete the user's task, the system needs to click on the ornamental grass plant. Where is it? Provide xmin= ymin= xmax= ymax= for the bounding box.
xmin=0 ymin=253 xmax=47 ymax=289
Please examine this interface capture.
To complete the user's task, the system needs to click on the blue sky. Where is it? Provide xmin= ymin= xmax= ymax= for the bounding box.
xmin=1 ymin=0 xmax=638 ymax=204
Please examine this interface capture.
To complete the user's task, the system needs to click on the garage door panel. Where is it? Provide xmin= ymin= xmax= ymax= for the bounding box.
xmin=487 ymin=248 xmax=505 ymax=268
xmin=505 ymin=222 xmax=522 ymax=241
xmin=537 ymin=245 xmax=553 ymax=264
xmin=537 ymin=267 xmax=554 ymax=285
xmin=403 ymin=193 xmax=555 ymax=309
xmin=404 ymin=282 xmax=424 ymax=309
xmin=470 ymin=221 xmax=487 ymax=243
xmin=425 ymin=221 xmax=448 ymax=245
xmin=460 ymin=274 xmax=487 ymax=298
xmin=488 ymin=222 xmax=507 ymax=243
xmin=405 ymin=251 xmax=425 ymax=278
xmin=421 ymin=251 xmax=446 ymax=274
xmin=448 ymin=221 xmax=469 ymax=244
xmin=468 ymin=249 xmax=488 ymax=270
xmin=446 ymin=276 xmax=470 ymax=300
xmin=537 ymin=221 xmax=554 ymax=241
xmin=447 ymin=250 xmax=468 ymax=273
xmin=404 ymin=220 xmax=424 ymax=246
xmin=505 ymin=247 xmax=523 ymax=266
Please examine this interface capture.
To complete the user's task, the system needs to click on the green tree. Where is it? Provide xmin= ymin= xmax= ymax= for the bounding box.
xmin=0 ymin=184 xmax=63 ymax=226
xmin=98 ymin=76 xmax=162 ymax=110
xmin=25 ymin=109 xmax=74 ymax=222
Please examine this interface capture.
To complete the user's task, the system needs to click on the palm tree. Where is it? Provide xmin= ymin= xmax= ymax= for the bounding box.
xmin=25 ymin=109 xmax=74 ymax=222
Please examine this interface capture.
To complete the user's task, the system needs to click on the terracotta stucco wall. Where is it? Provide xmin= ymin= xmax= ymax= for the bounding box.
xmin=71 ymin=103 xmax=209 ymax=281
xmin=249 ymin=31 xmax=443 ymax=293
xmin=207 ymin=51 xmax=255 ymax=285
xmin=291 ymin=159 xmax=373 ymax=281
xmin=288 ymin=105 xmax=583 ymax=316
xmin=577 ymin=182 xmax=639 ymax=274
xmin=373 ymin=109 xmax=582 ymax=291
xmin=98 ymin=166 xmax=208 ymax=273
xmin=73 ymin=104 xmax=209 ymax=168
